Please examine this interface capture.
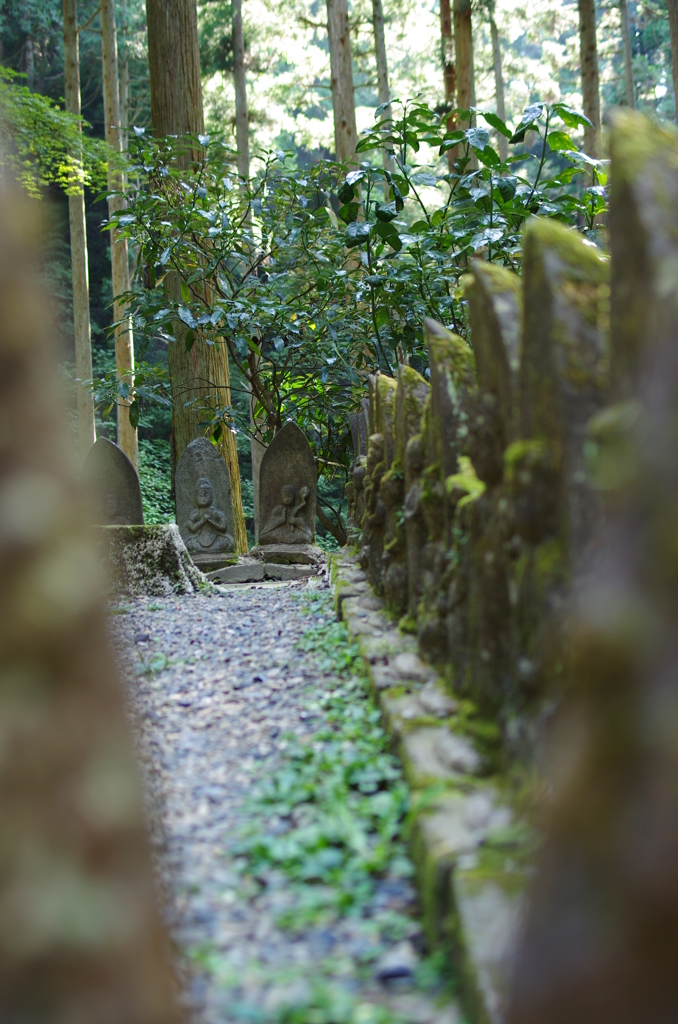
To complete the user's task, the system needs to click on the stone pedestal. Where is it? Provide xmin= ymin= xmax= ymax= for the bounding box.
xmin=249 ymin=542 xmax=325 ymax=565
xmin=95 ymin=524 xmax=206 ymax=596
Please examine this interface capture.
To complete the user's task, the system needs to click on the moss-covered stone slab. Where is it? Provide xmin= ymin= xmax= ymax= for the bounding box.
xmin=330 ymin=551 xmax=531 ymax=1024
xmin=96 ymin=524 xmax=207 ymax=596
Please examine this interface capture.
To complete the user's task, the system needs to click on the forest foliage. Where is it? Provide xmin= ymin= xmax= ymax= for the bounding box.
xmin=0 ymin=0 xmax=670 ymax=506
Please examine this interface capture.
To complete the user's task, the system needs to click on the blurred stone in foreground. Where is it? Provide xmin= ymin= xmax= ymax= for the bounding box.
xmin=507 ymin=110 xmax=678 ymax=1024
xmin=0 ymin=195 xmax=182 ymax=1022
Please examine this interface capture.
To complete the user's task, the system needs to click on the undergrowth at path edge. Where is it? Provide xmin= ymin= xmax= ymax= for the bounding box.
xmin=226 ymin=590 xmax=457 ymax=1024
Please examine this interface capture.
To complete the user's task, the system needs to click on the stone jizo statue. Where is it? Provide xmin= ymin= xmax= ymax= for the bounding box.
xmin=260 ymin=483 xmax=313 ymax=545
xmin=185 ymin=477 xmax=234 ymax=554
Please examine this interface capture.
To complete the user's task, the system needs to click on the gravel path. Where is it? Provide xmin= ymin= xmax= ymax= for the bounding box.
xmin=111 ymin=579 xmax=461 ymax=1024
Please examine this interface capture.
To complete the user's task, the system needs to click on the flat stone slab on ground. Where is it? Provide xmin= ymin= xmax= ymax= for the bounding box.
xmin=206 ymin=561 xmax=318 ymax=584
xmin=249 ymin=542 xmax=325 ymax=565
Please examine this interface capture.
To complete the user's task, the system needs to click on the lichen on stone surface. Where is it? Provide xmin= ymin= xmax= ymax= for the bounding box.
xmin=98 ymin=524 xmax=208 ymax=597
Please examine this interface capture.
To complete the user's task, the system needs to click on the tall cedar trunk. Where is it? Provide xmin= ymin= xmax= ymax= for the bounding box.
xmin=63 ymin=0 xmax=96 ymax=458
xmin=326 ymin=0 xmax=358 ymax=162
xmin=667 ymin=0 xmax=678 ymax=110
xmin=0 ymin=189 xmax=183 ymax=1024
xmin=232 ymin=0 xmax=249 ymax=180
xmin=619 ymin=0 xmax=636 ymax=108
xmin=372 ymin=0 xmax=395 ymax=179
xmin=25 ymin=37 xmax=35 ymax=89
xmin=145 ymin=0 xmax=247 ymax=552
xmin=578 ymin=0 xmax=601 ymax=157
xmin=454 ymin=0 xmax=476 ymax=168
xmin=490 ymin=14 xmax=508 ymax=161
xmin=232 ymin=0 xmax=264 ymax=534
xmin=101 ymin=0 xmax=138 ymax=470
xmin=439 ymin=0 xmax=456 ymax=170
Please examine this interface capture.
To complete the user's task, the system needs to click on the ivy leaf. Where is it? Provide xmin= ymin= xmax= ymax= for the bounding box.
xmin=344 ymin=222 xmax=371 ymax=248
xmin=552 ymin=104 xmax=594 ymax=130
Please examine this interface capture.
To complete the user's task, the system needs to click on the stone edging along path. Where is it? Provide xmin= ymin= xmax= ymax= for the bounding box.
xmin=329 ymin=551 xmax=532 ymax=1024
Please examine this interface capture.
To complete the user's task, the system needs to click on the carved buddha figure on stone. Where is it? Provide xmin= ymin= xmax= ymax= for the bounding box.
xmin=260 ymin=484 xmax=313 ymax=545
xmin=185 ymin=477 xmax=234 ymax=554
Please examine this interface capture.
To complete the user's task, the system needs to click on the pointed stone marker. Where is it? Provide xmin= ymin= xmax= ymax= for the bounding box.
xmin=252 ymin=421 xmax=323 ymax=564
xmin=82 ymin=436 xmax=144 ymax=525
xmin=175 ymin=436 xmax=235 ymax=569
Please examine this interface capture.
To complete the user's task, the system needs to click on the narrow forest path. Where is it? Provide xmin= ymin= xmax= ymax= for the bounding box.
xmin=111 ymin=580 xmax=462 ymax=1024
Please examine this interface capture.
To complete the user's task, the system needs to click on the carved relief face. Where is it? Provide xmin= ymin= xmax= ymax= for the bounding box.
xmin=282 ymin=484 xmax=295 ymax=507
xmin=196 ymin=478 xmax=213 ymax=507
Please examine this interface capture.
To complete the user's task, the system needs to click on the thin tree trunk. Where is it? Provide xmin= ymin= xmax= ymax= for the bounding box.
xmin=63 ymin=0 xmax=96 ymax=458
xmin=454 ymin=0 xmax=476 ymax=167
xmin=578 ymin=0 xmax=601 ymax=157
xmin=372 ymin=0 xmax=395 ymax=179
xmin=120 ymin=0 xmax=131 ymax=143
xmin=666 ymin=0 xmax=678 ymax=112
xmin=490 ymin=14 xmax=508 ymax=161
xmin=146 ymin=0 xmax=247 ymax=552
xmin=619 ymin=0 xmax=636 ymax=108
xmin=232 ymin=0 xmax=249 ymax=180
xmin=440 ymin=0 xmax=456 ymax=170
xmin=24 ymin=37 xmax=35 ymax=89
xmin=232 ymin=0 xmax=261 ymax=527
xmin=101 ymin=0 xmax=138 ymax=470
xmin=326 ymin=0 xmax=358 ymax=163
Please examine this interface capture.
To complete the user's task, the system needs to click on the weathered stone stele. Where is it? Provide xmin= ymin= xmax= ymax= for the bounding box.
xmin=82 ymin=436 xmax=144 ymax=526
xmin=255 ymin=422 xmax=318 ymax=559
xmin=464 ymin=261 xmax=522 ymax=483
xmin=0 ymin=192 xmax=181 ymax=1024
xmin=384 ymin=364 xmax=429 ymax=617
xmin=508 ymin=111 xmax=678 ymax=1024
xmin=175 ymin=436 xmax=235 ymax=569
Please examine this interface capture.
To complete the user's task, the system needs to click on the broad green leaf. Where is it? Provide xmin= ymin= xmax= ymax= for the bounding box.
xmin=552 ymin=104 xmax=594 ymax=130
xmin=344 ymin=221 xmax=371 ymax=248
xmin=337 ymin=181 xmax=355 ymax=204
xmin=184 ymin=329 xmax=195 ymax=352
xmin=177 ymin=306 xmax=198 ymax=329
xmin=338 ymin=201 xmax=361 ymax=224
xmin=547 ymin=130 xmax=574 ymax=152
xmin=465 ymin=127 xmax=490 ymax=150
xmin=481 ymin=111 xmax=512 ymax=139
xmin=375 ymin=201 xmax=398 ymax=222
xmin=129 ymin=400 xmax=140 ymax=429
